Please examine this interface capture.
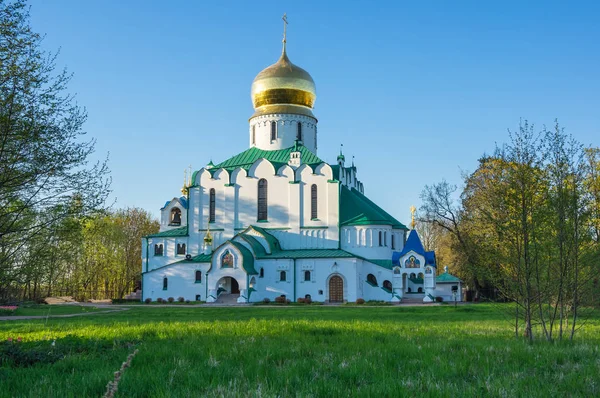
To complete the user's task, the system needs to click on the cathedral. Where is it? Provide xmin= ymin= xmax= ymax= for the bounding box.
xmin=141 ymin=19 xmax=462 ymax=304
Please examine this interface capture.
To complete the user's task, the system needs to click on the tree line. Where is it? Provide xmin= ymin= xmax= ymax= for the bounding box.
xmin=420 ymin=120 xmax=600 ymax=341
xmin=0 ymin=1 xmax=158 ymax=301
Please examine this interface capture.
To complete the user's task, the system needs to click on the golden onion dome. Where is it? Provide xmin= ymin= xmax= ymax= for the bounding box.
xmin=251 ymin=47 xmax=316 ymax=118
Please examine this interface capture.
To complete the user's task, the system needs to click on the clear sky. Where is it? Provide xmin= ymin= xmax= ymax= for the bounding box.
xmin=29 ymin=0 xmax=600 ymax=225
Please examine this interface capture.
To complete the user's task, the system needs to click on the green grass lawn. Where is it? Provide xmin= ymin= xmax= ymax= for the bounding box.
xmin=6 ymin=305 xmax=108 ymax=317
xmin=1 ymin=304 xmax=599 ymax=397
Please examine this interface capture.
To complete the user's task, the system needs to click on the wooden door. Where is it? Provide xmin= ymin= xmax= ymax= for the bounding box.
xmin=329 ymin=275 xmax=343 ymax=302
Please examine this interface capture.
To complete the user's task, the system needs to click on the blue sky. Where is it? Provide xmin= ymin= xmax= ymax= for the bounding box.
xmin=29 ymin=0 xmax=600 ymax=224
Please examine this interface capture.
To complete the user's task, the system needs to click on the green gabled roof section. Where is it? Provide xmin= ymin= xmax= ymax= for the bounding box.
xmin=248 ymin=226 xmax=281 ymax=252
xmin=340 ymin=186 xmax=408 ymax=230
xmin=229 ymin=241 xmax=258 ymax=275
xmin=239 ymin=234 xmax=268 ymax=256
xmin=145 ymin=226 xmax=188 ymax=238
xmin=436 ymin=273 xmax=462 ymax=283
xmin=212 ymin=145 xmax=324 ymax=173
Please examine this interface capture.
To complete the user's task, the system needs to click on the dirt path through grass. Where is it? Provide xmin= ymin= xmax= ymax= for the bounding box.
xmin=0 ymin=307 xmax=129 ymax=321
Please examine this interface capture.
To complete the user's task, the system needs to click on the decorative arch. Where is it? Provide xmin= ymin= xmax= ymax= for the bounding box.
xmin=257 ymin=179 xmax=268 ymax=221
xmin=249 ymin=277 xmax=256 ymax=288
xmin=209 ymin=188 xmax=216 ymax=223
xmin=170 ymin=208 xmax=181 ymax=225
xmin=383 ymin=280 xmax=392 ymax=291
xmin=221 ymin=250 xmax=233 ymax=268
xmin=327 ymin=273 xmax=345 ymax=303
xmin=367 ymin=273 xmax=378 ymax=286
xmin=311 ymin=184 xmax=318 ymax=220
xmin=393 ymin=267 xmax=401 ymax=275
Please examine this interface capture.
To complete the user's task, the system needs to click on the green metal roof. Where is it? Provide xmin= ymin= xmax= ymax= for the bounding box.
xmin=145 ymin=226 xmax=188 ymax=238
xmin=436 ymin=273 xmax=462 ymax=283
xmin=239 ymin=234 xmax=268 ymax=256
xmin=230 ymin=241 xmax=258 ymax=275
xmin=211 ymin=145 xmax=324 ymax=173
xmin=263 ymin=249 xmax=356 ymax=259
xmin=177 ymin=253 xmax=212 ymax=263
xmin=340 ymin=186 xmax=407 ymax=229
xmin=364 ymin=259 xmax=393 ymax=270
xmin=248 ymin=226 xmax=281 ymax=252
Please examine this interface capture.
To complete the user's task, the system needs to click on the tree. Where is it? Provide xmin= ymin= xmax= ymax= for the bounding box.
xmin=0 ymin=0 xmax=110 ymax=296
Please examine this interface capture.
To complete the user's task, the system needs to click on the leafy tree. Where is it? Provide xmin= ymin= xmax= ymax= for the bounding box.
xmin=0 ymin=0 xmax=111 ymax=292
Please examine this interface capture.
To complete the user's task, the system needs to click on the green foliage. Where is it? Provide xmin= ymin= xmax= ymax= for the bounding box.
xmin=0 ymin=305 xmax=598 ymax=396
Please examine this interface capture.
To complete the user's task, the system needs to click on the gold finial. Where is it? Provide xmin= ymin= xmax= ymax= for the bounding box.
xmin=410 ymin=205 xmax=417 ymax=229
xmin=282 ymin=13 xmax=288 ymax=53
xmin=181 ymin=168 xmax=189 ymax=196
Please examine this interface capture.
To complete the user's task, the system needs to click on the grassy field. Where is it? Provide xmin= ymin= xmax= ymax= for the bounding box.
xmin=4 ymin=305 xmax=108 ymax=317
xmin=1 ymin=304 xmax=599 ymax=397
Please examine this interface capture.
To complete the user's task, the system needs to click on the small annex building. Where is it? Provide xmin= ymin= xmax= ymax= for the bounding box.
xmin=141 ymin=26 xmax=461 ymax=304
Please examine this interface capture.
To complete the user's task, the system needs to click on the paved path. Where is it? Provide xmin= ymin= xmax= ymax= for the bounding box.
xmin=0 ymin=308 xmax=129 ymax=321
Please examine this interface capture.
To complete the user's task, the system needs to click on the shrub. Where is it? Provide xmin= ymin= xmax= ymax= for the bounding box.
xmin=435 ymin=296 xmax=443 ymax=303
xmin=286 ymin=299 xmax=291 ymax=304
xmin=356 ymin=298 xmax=365 ymax=305
xmin=144 ymin=298 xmax=152 ymax=304
xmin=156 ymin=298 xmax=163 ymax=303
xmin=177 ymin=297 xmax=184 ymax=303
xmin=185 ymin=300 xmax=190 ymax=304
xmin=274 ymin=296 xmax=286 ymax=304
xmin=262 ymin=298 xmax=271 ymax=304
xmin=305 ymin=296 xmax=312 ymax=304
xmin=297 ymin=298 xmax=305 ymax=303
xmin=167 ymin=297 xmax=174 ymax=303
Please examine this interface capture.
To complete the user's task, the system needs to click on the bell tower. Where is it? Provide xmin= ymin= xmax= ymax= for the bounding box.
xmin=249 ymin=14 xmax=318 ymax=153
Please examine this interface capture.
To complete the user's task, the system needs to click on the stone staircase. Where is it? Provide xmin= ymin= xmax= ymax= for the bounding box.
xmin=124 ymin=290 xmax=142 ymax=301
xmin=215 ymin=293 xmax=241 ymax=304
xmin=401 ymin=294 xmax=425 ymax=304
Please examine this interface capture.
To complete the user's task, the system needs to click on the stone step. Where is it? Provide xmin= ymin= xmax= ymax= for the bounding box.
xmin=215 ymin=293 xmax=240 ymax=304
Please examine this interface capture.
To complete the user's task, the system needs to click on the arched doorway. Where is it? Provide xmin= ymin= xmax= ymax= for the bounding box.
xmin=329 ymin=275 xmax=344 ymax=303
xmin=216 ymin=276 xmax=240 ymax=295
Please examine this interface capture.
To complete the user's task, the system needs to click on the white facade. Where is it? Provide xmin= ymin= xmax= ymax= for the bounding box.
xmin=141 ymin=39 xmax=458 ymax=304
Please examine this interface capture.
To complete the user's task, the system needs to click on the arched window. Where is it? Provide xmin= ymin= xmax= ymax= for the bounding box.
xmin=209 ymin=188 xmax=216 ymax=223
xmin=259 ymin=268 xmax=264 ymax=278
xmin=367 ymin=273 xmax=378 ymax=286
xmin=384 ymin=231 xmax=387 ymax=246
xmin=252 ymin=125 xmax=256 ymax=145
xmin=393 ymin=267 xmax=401 ymax=275
xmin=410 ymin=273 xmax=416 ymax=279
xmin=383 ymin=280 xmax=392 ymax=291
xmin=311 ymin=184 xmax=318 ymax=220
xmin=378 ymin=231 xmax=382 ymax=246
xmin=257 ymin=179 xmax=268 ymax=221
xmin=391 ymin=234 xmax=396 ymax=250
xmin=249 ymin=277 xmax=256 ymax=288
xmin=221 ymin=250 xmax=233 ymax=268
xmin=195 ymin=271 xmax=202 ymax=283
xmin=163 ymin=277 xmax=168 ymax=290
xmin=170 ymin=208 xmax=181 ymax=225
xmin=418 ymin=273 xmax=424 ymax=279
xmin=177 ymin=243 xmax=186 ymax=255
xmin=270 ymin=121 xmax=277 ymax=141
xmin=408 ymin=287 xmax=412 ymax=293
xmin=304 ymin=270 xmax=311 ymax=281
xmin=280 ymin=271 xmax=287 ymax=282
xmin=154 ymin=244 xmax=163 ymax=256
xmin=297 ymin=122 xmax=302 ymax=141
xmin=417 ymin=287 xmax=423 ymax=293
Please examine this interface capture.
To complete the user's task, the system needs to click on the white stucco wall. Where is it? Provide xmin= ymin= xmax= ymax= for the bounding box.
xmin=249 ymin=114 xmax=318 ymax=153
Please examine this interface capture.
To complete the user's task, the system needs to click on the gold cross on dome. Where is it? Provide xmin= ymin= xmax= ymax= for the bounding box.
xmin=410 ymin=205 xmax=416 ymax=229
xmin=282 ymin=13 xmax=288 ymax=44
